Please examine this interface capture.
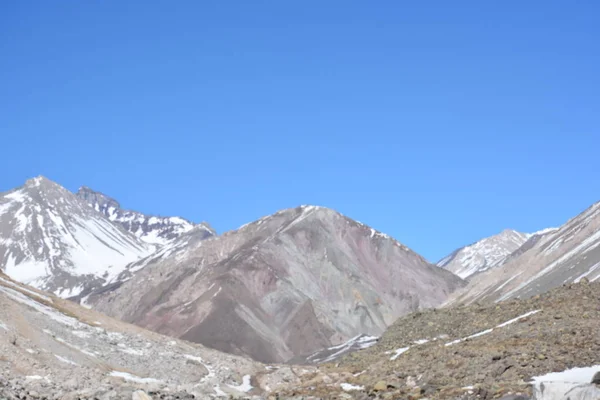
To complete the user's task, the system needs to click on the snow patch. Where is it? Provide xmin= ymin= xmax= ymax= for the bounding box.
xmin=213 ymin=385 xmax=228 ymax=397
xmin=109 ymin=371 xmax=162 ymax=384
xmin=531 ymin=365 xmax=600 ymax=400
xmin=389 ymin=346 xmax=410 ymax=361
xmin=445 ymin=310 xmax=540 ymax=346
xmin=54 ymin=355 xmax=78 ymax=365
xmin=341 ymin=383 xmax=365 ymax=391
xmin=0 ymin=285 xmax=81 ymax=327
xmin=228 ymin=374 xmax=253 ymax=393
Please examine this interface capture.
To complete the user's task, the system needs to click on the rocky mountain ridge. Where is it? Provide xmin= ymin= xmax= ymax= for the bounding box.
xmin=437 ymin=229 xmax=531 ymax=279
xmin=0 ymin=177 xmax=155 ymax=297
xmin=76 ymin=186 xmax=215 ymax=245
xmin=85 ymin=205 xmax=464 ymax=363
xmin=447 ymin=201 xmax=600 ymax=305
xmin=0 ymin=177 xmax=214 ymax=299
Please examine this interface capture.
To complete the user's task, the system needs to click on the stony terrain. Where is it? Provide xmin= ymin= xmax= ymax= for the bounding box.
xmin=271 ymin=280 xmax=600 ymax=399
xmin=0 ymin=272 xmax=314 ymax=399
xmin=86 ymin=205 xmax=464 ymax=363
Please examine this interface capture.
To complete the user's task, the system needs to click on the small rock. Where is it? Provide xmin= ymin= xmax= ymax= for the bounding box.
xmin=537 ymin=354 xmax=546 ymax=360
xmin=132 ymin=390 xmax=153 ymax=400
xmin=373 ymin=381 xmax=387 ymax=391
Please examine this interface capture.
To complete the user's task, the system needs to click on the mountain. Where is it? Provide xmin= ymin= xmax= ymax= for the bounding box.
xmin=84 ymin=205 xmax=464 ymax=363
xmin=0 ymin=271 xmax=304 ymax=399
xmin=437 ymin=229 xmax=531 ymax=279
xmin=76 ymin=186 xmax=215 ymax=245
xmin=0 ymin=177 xmax=155 ymax=297
xmin=447 ymin=201 xmax=600 ymax=305
xmin=273 ymin=279 xmax=600 ymax=400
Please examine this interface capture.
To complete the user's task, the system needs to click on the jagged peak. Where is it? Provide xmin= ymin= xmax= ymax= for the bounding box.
xmin=24 ymin=175 xmax=61 ymax=189
xmin=76 ymin=186 xmax=121 ymax=209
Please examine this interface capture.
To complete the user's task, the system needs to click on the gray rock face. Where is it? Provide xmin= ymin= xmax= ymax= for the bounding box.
xmin=437 ymin=229 xmax=531 ymax=279
xmin=88 ymin=205 xmax=464 ymax=363
xmin=0 ymin=177 xmax=154 ymax=297
xmin=76 ymin=186 xmax=215 ymax=245
xmin=447 ymin=201 xmax=600 ymax=305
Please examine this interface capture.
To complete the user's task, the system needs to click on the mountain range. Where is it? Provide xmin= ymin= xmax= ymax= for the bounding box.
xmin=1 ymin=175 xmax=600 ymax=399
xmin=0 ymin=177 xmax=463 ymax=364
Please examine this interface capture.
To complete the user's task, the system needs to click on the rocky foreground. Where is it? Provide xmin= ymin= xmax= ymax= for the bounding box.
xmin=1 ymin=271 xmax=599 ymax=399
xmin=0 ymin=272 xmax=314 ymax=399
xmin=272 ymin=280 xmax=600 ymax=399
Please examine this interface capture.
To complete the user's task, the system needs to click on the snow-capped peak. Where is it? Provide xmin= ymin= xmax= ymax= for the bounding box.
xmin=438 ymin=229 xmax=530 ymax=279
xmin=0 ymin=177 xmax=155 ymax=297
xmin=528 ymin=227 xmax=560 ymax=237
xmin=76 ymin=186 xmax=214 ymax=245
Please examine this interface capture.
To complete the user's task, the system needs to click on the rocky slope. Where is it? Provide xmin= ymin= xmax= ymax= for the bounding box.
xmin=0 ymin=271 xmax=319 ymax=399
xmin=447 ymin=201 xmax=600 ymax=305
xmin=437 ymin=229 xmax=531 ymax=279
xmin=85 ymin=205 xmax=464 ymax=363
xmin=0 ymin=177 xmax=154 ymax=297
xmin=273 ymin=279 xmax=600 ymax=400
xmin=76 ymin=186 xmax=215 ymax=245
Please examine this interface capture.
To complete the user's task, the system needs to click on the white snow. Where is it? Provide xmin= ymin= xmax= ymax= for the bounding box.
xmin=574 ymin=261 xmax=600 ymax=283
xmin=500 ymin=228 xmax=600 ymax=301
xmin=213 ymin=385 xmax=228 ymax=397
xmin=212 ymin=286 xmax=222 ymax=298
xmin=0 ymin=321 xmax=8 ymax=330
xmin=341 ymin=383 xmax=365 ymax=391
xmin=531 ymin=365 xmax=600 ymax=400
xmin=389 ymin=346 xmax=410 ymax=360
xmin=530 ymin=227 xmax=559 ymax=237
xmin=228 ymin=374 xmax=253 ymax=393
xmin=413 ymin=339 xmax=430 ymax=345
xmin=118 ymin=344 xmax=145 ymax=356
xmin=109 ymin=371 xmax=162 ymax=384
xmin=0 ymin=200 xmax=16 ymax=216
xmin=496 ymin=310 xmax=540 ymax=328
xmin=79 ymin=295 xmax=92 ymax=309
xmin=4 ymin=255 xmax=49 ymax=286
xmin=445 ymin=310 xmax=540 ymax=346
xmin=64 ymin=216 xmax=152 ymax=280
xmin=26 ymin=349 xmax=36 ymax=354
xmin=54 ymin=355 xmax=78 ymax=365
xmin=0 ymin=285 xmax=81 ymax=327
xmin=492 ymin=271 xmax=523 ymax=295
xmin=26 ymin=376 xmax=43 ymax=380
xmin=0 ymin=277 xmax=53 ymax=302
xmin=308 ymin=334 xmax=378 ymax=363
xmin=439 ymin=230 xmax=530 ymax=279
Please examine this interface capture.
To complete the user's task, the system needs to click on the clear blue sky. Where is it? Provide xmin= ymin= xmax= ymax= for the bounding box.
xmin=1 ymin=1 xmax=599 ymax=262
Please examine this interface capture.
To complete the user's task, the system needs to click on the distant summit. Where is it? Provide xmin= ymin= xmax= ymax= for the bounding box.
xmin=76 ymin=185 xmax=215 ymax=245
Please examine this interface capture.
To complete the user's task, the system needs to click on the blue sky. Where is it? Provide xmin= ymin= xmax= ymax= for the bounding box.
xmin=1 ymin=1 xmax=599 ymax=262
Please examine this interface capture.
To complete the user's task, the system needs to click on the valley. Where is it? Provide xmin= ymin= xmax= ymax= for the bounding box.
xmin=1 ymin=176 xmax=599 ymax=399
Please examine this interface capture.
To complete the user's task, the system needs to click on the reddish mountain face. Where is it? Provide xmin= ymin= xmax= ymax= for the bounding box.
xmin=87 ymin=205 xmax=464 ymax=363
